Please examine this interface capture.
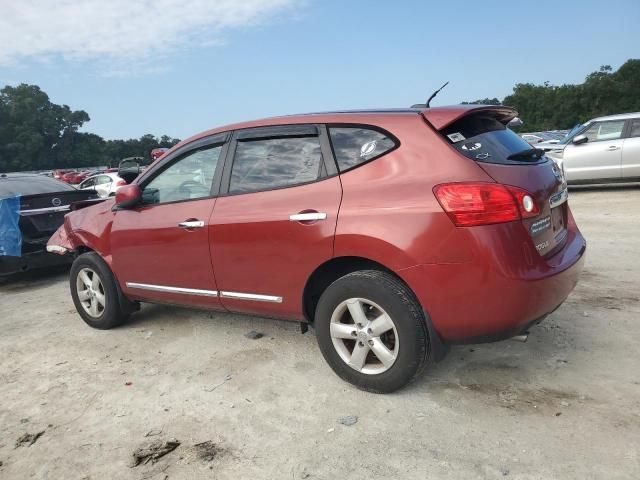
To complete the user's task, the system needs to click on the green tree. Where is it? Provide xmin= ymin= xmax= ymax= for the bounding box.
xmin=503 ymin=60 xmax=640 ymax=131
xmin=0 ymin=83 xmax=181 ymax=172
xmin=459 ymin=60 xmax=640 ymax=132
xmin=461 ymin=97 xmax=501 ymax=105
xmin=0 ymin=84 xmax=89 ymax=171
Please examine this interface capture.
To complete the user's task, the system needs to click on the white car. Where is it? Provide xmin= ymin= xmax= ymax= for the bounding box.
xmin=521 ymin=133 xmax=544 ymax=145
xmin=545 ymin=112 xmax=640 ymax=184
xmin=78 ymin=172 xmax=127 ymax=198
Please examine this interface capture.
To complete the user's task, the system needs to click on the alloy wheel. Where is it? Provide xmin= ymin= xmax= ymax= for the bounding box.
xmin=76 ymin=267 xmax=106 ymax=318
xmin=329 ymin=297 xmax=399 ymax=375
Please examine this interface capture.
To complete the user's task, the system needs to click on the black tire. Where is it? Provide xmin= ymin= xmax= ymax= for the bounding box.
xmin=69 ymin=252 xmax=130 ymax=329
xmin=315 ymin=270 xmax=430 ymax=393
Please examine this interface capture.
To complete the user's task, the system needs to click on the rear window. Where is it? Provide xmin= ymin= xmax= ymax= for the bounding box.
xmin=328 ymin=127 xmax=398 ymax=172
xmin=0 ymin=175 xmax=75 ymax=198
xmin=441 ymin=113 xmax=541 ymax=164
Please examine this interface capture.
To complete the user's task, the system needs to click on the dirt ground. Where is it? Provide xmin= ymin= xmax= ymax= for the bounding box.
xmin=1 ymin=186 xmax=639 ymax=480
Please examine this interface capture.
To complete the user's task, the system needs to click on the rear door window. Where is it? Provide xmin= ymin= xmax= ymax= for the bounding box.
xmin=441 ymin=113 xmax=542 ymax=164
xmin=229 ymin=130 xmax=324 ymax=194
xmin=328 ymin=127 xmax=398 ymax=172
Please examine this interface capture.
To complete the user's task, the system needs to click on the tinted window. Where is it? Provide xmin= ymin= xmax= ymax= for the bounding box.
xmin=582 ymin=120 xmax=625 ymax=142
xmin=329 ymin=127 xmax=397 ymax=171
xmin=0 ymin=175 xmax=75 ymax=197
xmin=628 ymin=119 xmax=640 ymax=138
xmin=229 ymin=136 xmax=323 ymax=194
xmin=79 ymin=177 xmax=96 ymax=188
xmin=442 ymin=113 xmax=539 ymax=164
xmin=142 ymin=145 xmax=222 ymax=204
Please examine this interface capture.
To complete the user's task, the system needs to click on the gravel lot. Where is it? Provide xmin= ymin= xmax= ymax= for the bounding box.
xmin=1 ymin=187 xmax=639 ymax=479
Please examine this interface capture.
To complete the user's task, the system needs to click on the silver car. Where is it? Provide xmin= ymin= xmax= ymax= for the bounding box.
xmin=544 ymin=112 xmax=640 ymax=184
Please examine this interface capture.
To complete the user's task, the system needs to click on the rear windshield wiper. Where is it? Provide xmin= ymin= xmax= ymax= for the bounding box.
xmin=507 ymin=148 xmax=545 ymax=161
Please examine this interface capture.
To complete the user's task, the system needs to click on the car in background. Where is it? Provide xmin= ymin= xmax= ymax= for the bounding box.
xmin=78 ymin=172 xmax=128 ymax=198
xmin=0 ymin=173 xmax=98 ymax=275
xmin=53 ymin=169 xmax=73 ymax=180
xmin=521 ymin=133 xmax=545 ymax=145
xmin=151 ymin=148 xmax=169 ymax=161
xmin=544 ymin=112 xmax=640 ymax=184
xmin=48 ymin=104 xmax=585 ymax=393
xmin=522 ymin=132 xmax=566 ymax=146
xmin=61 ymin=170 xmax=92 ymax=184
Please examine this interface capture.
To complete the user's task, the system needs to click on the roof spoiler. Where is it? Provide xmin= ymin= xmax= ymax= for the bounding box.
xmin=422 ymin=105 xmax=519 ymax=131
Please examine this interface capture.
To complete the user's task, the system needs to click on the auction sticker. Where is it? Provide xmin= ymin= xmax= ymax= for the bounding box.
xmin=447 ymin=132 xmax=466 ymax=142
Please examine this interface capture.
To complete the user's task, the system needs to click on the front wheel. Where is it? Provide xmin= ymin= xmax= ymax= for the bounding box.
xmin=315 ymin=270 xmax=430 ymax=393
xmin=70 ymin=252 xmax=130 ymax=329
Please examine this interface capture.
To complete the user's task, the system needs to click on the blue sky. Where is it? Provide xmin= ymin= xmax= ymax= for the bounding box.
xmin=1 ymin=0 xmax=638 ymax=140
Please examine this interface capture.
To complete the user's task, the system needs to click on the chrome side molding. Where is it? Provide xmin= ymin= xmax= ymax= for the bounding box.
xmin=125 ymin=283 xmax=282 ymax=303
xmin=21 ymin=205 xmax=70 ymax=215
xmin=220 ymin=291 xmax=283 ymax=303
xmin=126 ymin=282 xmax=218 ymax=297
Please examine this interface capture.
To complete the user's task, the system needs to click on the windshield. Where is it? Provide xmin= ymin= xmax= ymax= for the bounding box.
xmin=560 ymin=123 xmax=587 ymax=144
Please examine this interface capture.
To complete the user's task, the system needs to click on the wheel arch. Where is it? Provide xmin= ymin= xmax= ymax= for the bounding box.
xmin=302 ymin=255 xmax=449 ymax=361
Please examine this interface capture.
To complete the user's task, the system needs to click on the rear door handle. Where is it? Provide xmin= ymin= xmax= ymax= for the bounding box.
xmin=178 ymin=220 xmax=205 ymax=229
xmin=289 ymin=212 xmax=327 ymax=222
xmin=607 ymin=145 xmax=621 ymax=151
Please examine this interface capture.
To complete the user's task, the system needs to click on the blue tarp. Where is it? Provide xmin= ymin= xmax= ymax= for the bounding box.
xmin=0 ymin=195 xmax=21 ymax=257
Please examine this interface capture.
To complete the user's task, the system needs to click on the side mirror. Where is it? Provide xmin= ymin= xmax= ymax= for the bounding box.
xmin=572 ymin=134 xmax=588 ymax=145
xmin=113 ymin=184 xmax=141 ymax=210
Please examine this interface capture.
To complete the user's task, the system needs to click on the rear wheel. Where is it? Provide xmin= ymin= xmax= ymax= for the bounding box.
xmin=70 ymin=252 xmax=130 ymax=329
xmin=315 ymin=270 xmax=430 ymax=393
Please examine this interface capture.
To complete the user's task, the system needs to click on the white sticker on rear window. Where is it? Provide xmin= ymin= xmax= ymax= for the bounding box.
xmin=447 ymin=132 xmax=465 ymax=142
xmin=360 ymin=140 xmax=377 ymax=157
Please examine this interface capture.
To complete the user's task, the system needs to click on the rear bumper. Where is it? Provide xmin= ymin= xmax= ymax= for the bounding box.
xmin=398 ymin=214 xmax=586 ymax=343
xmin=0 ymin=250 xmax=71 ymax=276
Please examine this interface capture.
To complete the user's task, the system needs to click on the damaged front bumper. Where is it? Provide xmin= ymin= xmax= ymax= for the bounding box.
xmin=46 ymin=222 xmax=76 ymax=256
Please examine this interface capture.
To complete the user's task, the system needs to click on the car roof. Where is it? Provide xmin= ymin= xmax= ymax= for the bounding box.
xmin=0 ymin=173 xmax=75 ymax=197
xmin=590 ymin=111 xmax=640 ymax=122
xmin=173 ymin=104 xmax=518 ymax=151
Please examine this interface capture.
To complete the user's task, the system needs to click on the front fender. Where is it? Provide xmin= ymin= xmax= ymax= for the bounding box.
xmin=46 ymin=199 xmax=116 ymax=266
xmin=46 ymin=221 xmax=77 ymax=254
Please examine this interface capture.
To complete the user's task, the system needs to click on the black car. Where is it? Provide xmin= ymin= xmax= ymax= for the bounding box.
xmin=0 ymin=173 xmax=98 ymax=275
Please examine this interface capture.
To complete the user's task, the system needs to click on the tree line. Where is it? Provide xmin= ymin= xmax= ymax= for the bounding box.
xmin=0 ymin=84 xmax=180 ymax=173
xmin=1 ymin=59 xmax=639 ymax=172
xmin=462 ymin=59 xmax=640 ymax=132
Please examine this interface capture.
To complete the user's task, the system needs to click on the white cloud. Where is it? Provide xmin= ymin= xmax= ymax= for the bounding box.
xmin=0 ymin=0 xmax=299 ymax=67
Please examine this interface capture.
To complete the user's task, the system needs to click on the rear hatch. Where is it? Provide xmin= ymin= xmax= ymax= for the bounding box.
xmin=19 ymin=190 xmax=98 ymax=251
xmin=425 ymin=108 xmax=568 ymax=257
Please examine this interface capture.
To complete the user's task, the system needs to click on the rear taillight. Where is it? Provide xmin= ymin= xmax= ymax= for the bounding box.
xmin=433 ymin=182 xmax=540 ymax=227
xmin=116 ymin=180 xmax=127 ymax=186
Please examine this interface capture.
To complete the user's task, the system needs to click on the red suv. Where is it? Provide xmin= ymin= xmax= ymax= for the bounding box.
xmin=47 ymin=105 xmax=586 ymax=393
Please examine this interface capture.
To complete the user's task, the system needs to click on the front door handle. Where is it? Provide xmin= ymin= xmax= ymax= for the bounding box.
xmin=178 ymin=220 xmax=205 ymax=229
xmin=289 ymin=212 xmax=327 ymax=222
xmin=607 ymin=145 xmax=621 ymax=151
